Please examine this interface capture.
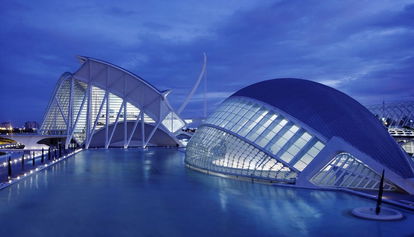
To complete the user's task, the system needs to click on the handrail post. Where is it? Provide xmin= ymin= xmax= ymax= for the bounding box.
xmin=21 ymin=152 xmax=25 ymax=169
xmin=7 ymin=156 xmax=12 ymax=180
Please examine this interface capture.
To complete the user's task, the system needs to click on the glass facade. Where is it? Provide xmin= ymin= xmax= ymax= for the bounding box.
xmin=41 ymin=77 xmax=167 ymax=144
xmin=202 ymin=97 xmax=325 ymax=172
xmin=186 ymin=96 xmax=403 ymax=191
xmin=186 ymin=126 xmax=297 ymax=182
xmin=185 ymin=78 xmax=411 ymax=193
xmin=310 ymin=153 xmax=397 ymax=191
xmin=186 ymin=96 xmax=326 ymax=183
xmin=42 ymin=75 xmax=72 ymax=133
xmin=186 ymin=95 xmax=403 ymax=191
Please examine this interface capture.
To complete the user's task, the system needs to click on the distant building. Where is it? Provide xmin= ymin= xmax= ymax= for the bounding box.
xmin=0 ymin=122 xmax=12 ymax=129
xmin=183 ymin=118 xmax=204 ymax=129
xmin=24 ymin=121 xmax=39 ymax=129
xmin=366 ymin=101 xmax=414 ymax=158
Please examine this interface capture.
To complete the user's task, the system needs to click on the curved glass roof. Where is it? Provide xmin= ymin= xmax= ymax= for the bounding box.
xmin=232 ymin=78 xmax=414 ymax=178
xmin=204 ymin=96 xmax=326 ymax=173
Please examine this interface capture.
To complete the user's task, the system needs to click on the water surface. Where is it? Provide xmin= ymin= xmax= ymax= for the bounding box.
xmin=0 ymin=148 xmax=412 ymax=237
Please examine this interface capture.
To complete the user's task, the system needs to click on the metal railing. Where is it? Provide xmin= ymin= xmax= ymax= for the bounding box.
xmin=0 ymin=144 xmax=81 ymax=187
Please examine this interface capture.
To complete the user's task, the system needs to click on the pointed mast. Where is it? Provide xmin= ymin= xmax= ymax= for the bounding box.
xmin=177 ymin=53 xmax=207 ymax=115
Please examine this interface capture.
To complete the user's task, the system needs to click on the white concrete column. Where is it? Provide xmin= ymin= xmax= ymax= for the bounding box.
xmin=141 ymin=111 xmax=145 ymax=148
xmin=124 ymin=101 xmax=127 ymax=148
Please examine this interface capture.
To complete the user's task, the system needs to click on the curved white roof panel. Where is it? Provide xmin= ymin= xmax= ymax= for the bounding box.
xmin=41 ymin=56 xmax=185 ymax=148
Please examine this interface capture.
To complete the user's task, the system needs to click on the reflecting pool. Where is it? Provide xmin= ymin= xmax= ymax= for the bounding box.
xmin=0 ymin=148 xmax=412 ymax=236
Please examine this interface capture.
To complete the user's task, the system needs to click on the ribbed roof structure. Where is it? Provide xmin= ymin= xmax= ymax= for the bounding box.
xmin=232 ymin=78 xmax=414 ymax=178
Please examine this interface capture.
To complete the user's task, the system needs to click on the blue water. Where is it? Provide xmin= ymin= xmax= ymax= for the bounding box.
xmin=0 ymin=148 xmax=412 ymax=237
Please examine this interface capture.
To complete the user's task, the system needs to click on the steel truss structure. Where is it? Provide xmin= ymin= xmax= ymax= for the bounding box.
xmin=366 ymin=101 xmax=414 ymax=158
xmin=366 ymin=101 xmax=414 ymax=128
xmin=40 ymin=56 xmax=185 ymax=149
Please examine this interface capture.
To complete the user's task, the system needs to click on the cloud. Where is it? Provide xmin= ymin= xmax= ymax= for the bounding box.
xmin=1 ymin=0 xmax=413 ymax=124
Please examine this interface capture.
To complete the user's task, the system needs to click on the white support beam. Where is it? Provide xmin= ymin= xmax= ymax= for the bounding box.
xmin=105 ymin=92 xmax=109 ymax=148
xmin=69 ymin=79 xmax=74 ymax=127
xmin=105 ymin=67 xmax=109 ymax=149
xmin=123 ymin=77 xmax=127 ymax=149
xmin=66 ymin=92 xmax=87 ymax=146
xmin=86 ymin=95 xmax=107 ymax=149
xmin=65 ymin=77 xmax=74 ymax=149
xmin=85 ymin=66 xmax=92 ymax=148
xmin=141 ymin=111 xmax=145 ymax=148
xmin=144 ymin=120 xmax=162 ymax=148
xmin=126 ymin=111 xmax=142 ymax=148
xmin=106 ymin=101 xmax=126 ymax=149
xmin=124 ymin=100 xmax=127 ymax=148
xmin=144 ymin=104 xmax=167 ymax=148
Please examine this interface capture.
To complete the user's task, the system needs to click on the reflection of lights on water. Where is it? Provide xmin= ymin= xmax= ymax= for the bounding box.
xmin=0 ymin=149 xmax=82 ymax=189
xmin=218 ymin=191 xmax=228 ymax=211
xmin=143 ymin=158 xmax=152 ymax=180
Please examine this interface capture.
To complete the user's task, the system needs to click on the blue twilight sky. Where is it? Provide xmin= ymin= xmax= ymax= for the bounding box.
xmin=1 ymin=0 xmax=414 ymax=126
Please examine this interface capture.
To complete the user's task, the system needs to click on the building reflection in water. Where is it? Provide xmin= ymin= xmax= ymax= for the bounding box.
xmin=189 ymin=171 xmax=360 ymax=236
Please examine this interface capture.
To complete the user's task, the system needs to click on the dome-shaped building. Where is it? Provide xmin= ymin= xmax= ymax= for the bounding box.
xmin=185 ymin=78 xmax=414 ymax=194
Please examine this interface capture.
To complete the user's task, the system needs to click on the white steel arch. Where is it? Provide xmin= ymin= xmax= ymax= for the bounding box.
xmin=40 ymin=56 xmax=185 ymax=149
